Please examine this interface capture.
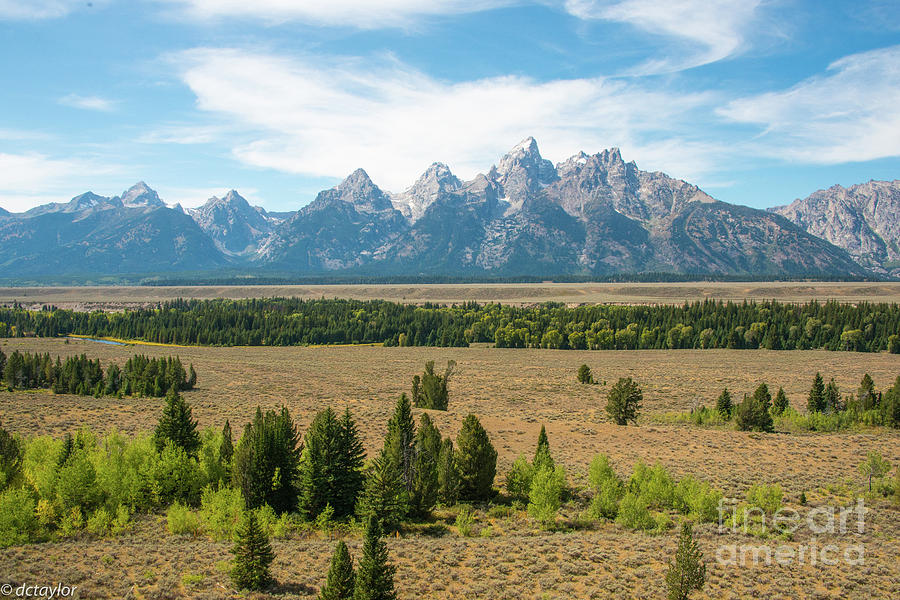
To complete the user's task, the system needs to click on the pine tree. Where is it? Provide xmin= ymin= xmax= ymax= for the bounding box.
xmin=220 ymin=420 xmax=234 ymax=480
xmin=335 ymin=409 xmax=366 ymax=519
xmin=715 ymin=388 xmax=733 ymax=419
xmin=734 ymin=389 xmax=774 ymax=433
xmin=233 ymin=407 xmax=301 ymax=513
xmin=824 ymin=378 xmax=842 ymax=412
xmin=413 ymin=360 xmax=455 ymax=410
xmin=318 ymin=540 xmax=355 ymax=600
xmin=409 ymin=413 xmax=440 ymax=517
xmin=455 ymin=414 xmax=497 ymax=502
xmin=353 ymin=516 xmax=397 ymax=600
xmin=772 ymin=387 xmax=789 ymax=415
xmin=807 ymin=372 xmax=826 ymax=413
xmin=665 ymin=522 xmax=706 ymax=600
xmin=0 ymin=421 xmax=22 ymax=491
xmin=298 ymin=407 xmax=364 ymax=520
xmin=57 ymin=432 xmax=75 ymax=468
xmin=154 ymin=388 xmax=200 ymax=456
xmin=230 ymin=510 xmax=275 ymax=591
xmin=577 ymin=364 xmax=594 ymax=384
xmin=857 ymin=373 xmax=877 ymax=410
xmin=533 ymin=425 xmax=554 ymax=471
xmin=356 ymin=454 xmax=409 ymax=529
xmin=383 ymin=394 xmax=415 ymax=494
xmin=187 ymin=364 xmax=197 ymax=389
xmin=605 ymin=377 xmax=642 ymax=425
xmin=436 ymin=437 xmax=459 ymax=504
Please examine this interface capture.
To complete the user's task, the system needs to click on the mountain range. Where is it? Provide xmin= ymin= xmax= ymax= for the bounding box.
xmin=0 ymin=138 xmax=894 ymax=281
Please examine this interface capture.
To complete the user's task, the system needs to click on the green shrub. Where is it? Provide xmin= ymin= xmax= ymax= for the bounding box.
xmin=150 ymin=441 xmax=205 ymax=507
xmin=199 ymin=485 xmax=244 ymax=541
xmin=527 ymin=466 xmax=566 ymax=528
xmin=454 ymin=505 xmax=475 ymax=537
xmin=86 ymin=507 xmax=113 ymax=536
xmin=166 ymin=502 xmax=201 ymax=536
xmin=588 ymin=454 xmax=619 ymax=489
xmin=629 ymin=461 xmax=674 ymax=509
xmin=616 ymin=492 xmax=654 ymax=530
xmin=589 ymin=477 xmax=624 ymax=519
xmin=0 ymin=488 xmax=38 ymax=547
xmin=673 ymin=476 xmax=723 ymax=522
xmin=745 ymin=483 xmax=783 ymax=514
xmin=505 ymin=455 xmax=534 ymax=500
xmin=55 ymin=452 xmax=102 ymax=512
xmin=58 ymin=506 xmax=83 ymax=537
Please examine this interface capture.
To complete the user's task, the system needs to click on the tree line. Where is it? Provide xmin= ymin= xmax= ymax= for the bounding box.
xmin=0 ymin=348 xmax=196 ymax=397
xmin=2 ymin=297 xmax=900 ymax=352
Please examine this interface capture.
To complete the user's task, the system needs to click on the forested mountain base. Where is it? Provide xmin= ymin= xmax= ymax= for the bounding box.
xmin=1 ymin=298 xmax=899 ymax=352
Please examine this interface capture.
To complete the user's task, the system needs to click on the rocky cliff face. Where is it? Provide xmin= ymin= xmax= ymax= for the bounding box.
xmin=191 ymin=190 xmax=273 ymax=256
xmin=0 ymin=140 xmax=881 ymax=279
xmin=771 ymin=180 xmax=900 ymax=277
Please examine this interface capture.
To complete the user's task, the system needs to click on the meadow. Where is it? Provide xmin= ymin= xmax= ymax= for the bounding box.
xmin=3 ymin=280 xmax=900 ymax=310
xmin=0 ymin=336 xmax=898 ymax=599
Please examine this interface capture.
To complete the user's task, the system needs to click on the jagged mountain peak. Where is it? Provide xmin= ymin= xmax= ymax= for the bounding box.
xmin=313 ymin=168 xmax=393 ymax=214
xmin=121 ymin=181 xmax=165 ymax=208
xmin=391 ymin=162 xmax=463 ymax=223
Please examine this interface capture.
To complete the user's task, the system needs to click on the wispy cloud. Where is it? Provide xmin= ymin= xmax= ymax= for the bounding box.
xmin=155 ymin=0 xmax=515 ymax=28
xmin=172 ymin=48 xmax=722 ymax=191
xmin=0 ymin=0 xmax=108 ymax=20
xmin=137 ymin=123 xmax=227 ymax=145
xmin=564 ymin=0 xmax=764 ymax=72
xmin=0 ymin=152 xmax=118 ymax=212
xmin=719 ymin=45 xmax=900 ymax=164
xmin=59 ymin=93 xmax=116 ymax=112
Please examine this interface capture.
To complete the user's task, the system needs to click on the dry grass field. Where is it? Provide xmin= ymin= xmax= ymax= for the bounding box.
xmin=1 ymin=337 xmax=899 ymax=599
xmin=3 ymin=281 xmax=900 ymax=310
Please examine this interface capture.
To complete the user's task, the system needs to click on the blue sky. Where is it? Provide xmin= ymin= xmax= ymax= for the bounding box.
xmin=1 ymin=0 xmax=899 ymax=213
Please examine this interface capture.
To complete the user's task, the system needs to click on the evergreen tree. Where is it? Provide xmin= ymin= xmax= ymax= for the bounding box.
xmin=807 ymin=372 xmax=826 ymax=413
xmin=824 ymin=378 xmax=842 ymax=412
xmin=455 ymin=414 xmax=497 ymax=502
xmin=356 ymin=454 xmax=409 ymax=529
xmin=715 ymin=388 xmax=733 ymax=419
xmin=665 ymin=522 xmax=706 ymax=600
xmin=233 ymin=407 xmax=301 ymax=513
xmin=383 ymin=394 xmax=415 ymax=493
xmin=409 ymin=413 xmax=440 ymax=517
xmin=533 ymin=425 xmax=554 ymax=471
xmin=318 ymin=541 xmax=355 ymax=600
xmin=734 ymin=390 xmax=774 ymax=433
xmin=577 ymin=364 xmax=594 ymax=384
xmin=230 ymin=510 xmax=275 ymax=591
xmin=413 ymin=360 xmax=455 ymax=410
xmin=772 ymin=387 xmax=789 ymax=415
xmin=56 ymin=432 xmax=75 ymax=468
xmin=605 ymin=377 xmax=642 ymax=425
xmin=857 ymin=374 xmax=876 ymax=410
xmin=353 ymin=516 xmax=397 ymax=600
xmin=188 ymin=364 xmax=197 ymax=389
xmin=220 ymin=420 xmax=234 ymax=480
xmin=436 ymin=437 xmax=459 ymax=504
xmin=882 ymin=376 xmax=900 ymax=428
xmin=154 ymin=388 xmax=200 ymax=456
xmin=335 ymin=409 xmax=366 ymax=519
xmin=0 ymin=421 xmax=22 ymax=491
xmin=298 ymin=407 xmax=364 ymax=520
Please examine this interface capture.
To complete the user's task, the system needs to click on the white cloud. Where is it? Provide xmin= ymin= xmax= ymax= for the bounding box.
xmin=137 ymin=124 xmax=227 ymax=145
xmin=719 ymin=45 xmax=900 ymax=164
xmin=173 ymin=48 xmax=721 ymax=192
xmin=564 ymin=0 xmax=763 ymax=72
xmin=156 ymin=0 xmax=515 ymax=28
xmin=0 ymin=152 xmax=117 ymax=212
xmin=0 ymin=0 xmax=107 ymax=20
xmin=59 ymin=94 xmax=116 ymax=112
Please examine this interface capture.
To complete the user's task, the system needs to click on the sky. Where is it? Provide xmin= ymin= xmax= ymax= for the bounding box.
xmin=1 ymin=0 xmax=899 ymax=213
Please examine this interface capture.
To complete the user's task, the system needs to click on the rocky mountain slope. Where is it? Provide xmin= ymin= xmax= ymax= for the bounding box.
xmin=0 ymin=140 xmax=880 ymax=279
xmin=771 ymin=180 xmax=900 ymax=277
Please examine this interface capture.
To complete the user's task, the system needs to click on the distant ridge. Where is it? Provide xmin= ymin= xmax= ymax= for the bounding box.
xmin=0 ymin=139 xmax=880 ymax=280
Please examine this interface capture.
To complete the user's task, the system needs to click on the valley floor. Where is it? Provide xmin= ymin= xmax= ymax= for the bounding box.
xmin=1 ymin=339 xmax=899 ymax=598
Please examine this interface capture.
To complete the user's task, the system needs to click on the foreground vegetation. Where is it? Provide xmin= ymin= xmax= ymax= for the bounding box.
xmin=2 ymin=297 xmax=900 ymax=352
